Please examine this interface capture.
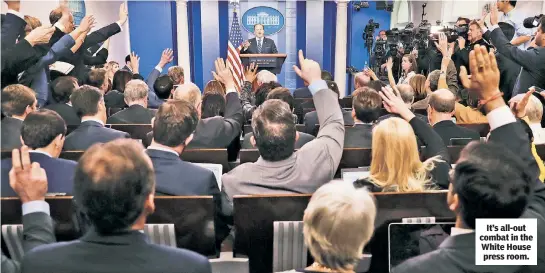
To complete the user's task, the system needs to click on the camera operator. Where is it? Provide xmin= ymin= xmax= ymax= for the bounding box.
xmin=481 ymin=8 xmax=545 ymax=98
xmin=455 ymin=17 xmax=470 ymax=28
xmin=452 ymin=20 xmax=491 ymax=72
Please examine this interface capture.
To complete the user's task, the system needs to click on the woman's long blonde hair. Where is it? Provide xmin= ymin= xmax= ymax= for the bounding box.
xmin=369 ymin=117 xmax=440 ymax=192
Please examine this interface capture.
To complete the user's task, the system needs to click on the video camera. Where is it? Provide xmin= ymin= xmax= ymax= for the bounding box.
xmin=523 ymin=14 xmax=543 ymax=28
xmin=363 ymin=19 xmax=380 ymax=50
xmin=384 ymin=23 xmax=416 ymax=54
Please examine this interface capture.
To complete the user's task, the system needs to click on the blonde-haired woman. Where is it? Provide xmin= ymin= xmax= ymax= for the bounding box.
xmin=409 ymin=74 xmax=429 ymax=110
xmin=203 ymin=80 xmax=226 ymax=96
xmin=354 ymin=87 xmax=450 ymax=192
xmin=281 ymin=181 xmax=377 ymax=273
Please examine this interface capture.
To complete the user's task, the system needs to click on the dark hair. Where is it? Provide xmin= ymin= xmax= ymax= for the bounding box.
xmin=153 ymin=75 xmax=174 ymax=100
xmin=252 ymin=99 xmax=296 ymax=161
xmin=508 ymin=1 xmax=517 ymax=7
xmin=201 ymin=93 xmax=226 ymax=119
xmin=367 ymin=80 xmax=385 ymax=92
xmin=255 ymin=82 xmax=282 ymax=107
xmin=125 ymin=54 xmax=131 ymax=64
xmin=74 ymin=139 xmax=155 ymax=234
xmin=51 ymin=76 xmax=78 ymax=103
xmin=112 ymin=70 xmax=133 ymax=93
xmin=428 ymin=70 xmax=441 ymax=92
xmin=71 ymin=85 xmax=103 ymax=118
xmin=21 ymin=109 xmax=66 ymax=149
xmin=402 ymin=54 xmax=418 ymax=73
xmin=48 ymin=7 xmax=63 ymax=24
xmin=326 ymin=80 xmax=340 ymax=98
xmin=429 ymin=90 xmax=455 ymax=113
xmin=540 ymin=17 xmax=545 ymax=34
xmin=352 ymin=87 xmax=382 ymax=123
xmin=86 ymin=68 xmax=108 ymax=89
xmin=267 ymin=87 xmax=294 ymax=111
xmin=453 ymin=142 xmax=532 ymax=229
xmin=153 ymin=100 xmax=199 ymax=147
xmin=456 ymin=17 xmax=470 ymax=25
xmin=1 ymin=84 xmax=36 ymax=116
xmin=321 ymin=70 xmax=333 ymax=81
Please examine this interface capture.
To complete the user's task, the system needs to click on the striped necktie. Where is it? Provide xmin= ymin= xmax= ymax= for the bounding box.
xmin=257 ymin=39 xmax=262 ymax=53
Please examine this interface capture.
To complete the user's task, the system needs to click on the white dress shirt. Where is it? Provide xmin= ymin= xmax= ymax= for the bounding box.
xmin=500 ymin=8 xmax=534 ymax=50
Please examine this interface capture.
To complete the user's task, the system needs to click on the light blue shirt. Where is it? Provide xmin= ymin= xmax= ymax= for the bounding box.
xmin=22 ymin=200 xmax=50 ymax=216
xmin=500 ymin=8 xmax=534 ymax=50
xmin=308 ymin=80 xmax=328 ymax=96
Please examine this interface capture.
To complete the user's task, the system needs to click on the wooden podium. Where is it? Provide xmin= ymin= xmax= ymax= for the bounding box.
xmin=240 ymin=54 xmax=287 ymax=75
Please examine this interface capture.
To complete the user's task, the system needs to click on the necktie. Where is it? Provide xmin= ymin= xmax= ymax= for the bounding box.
xmin=257 ymin=39 xmax=262 ymax=53
xmin=512 ymin=67 xmax=523 ymax=99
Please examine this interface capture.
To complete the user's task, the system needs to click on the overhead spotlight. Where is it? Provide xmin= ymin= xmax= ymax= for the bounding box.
xmin=354 ymin=1 xmax=370 ymax=12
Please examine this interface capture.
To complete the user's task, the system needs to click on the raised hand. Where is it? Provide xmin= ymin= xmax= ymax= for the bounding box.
xmin=129 ymin=52 xmax=140 ymax=74
xmin=489 ymin=4 xmax=499 ymax=25
xmin=78 ymin=15 xmax=96 ymax=33
xmin=242 ymin=40 xmax=250 ymax=50
xmin=293 ymin=50 xmax=321 ymax=85
xmin=158 ymin=48 xmax=174 ymax=67
xmin=9 ymin=146 xmax=48 ymax=203
xmin=510 ymin=89 xmax=535 ymax=118
xmin=244 ymin=62 xmax=259 ymax=83
xmin=434 ymin=32 xmax=449 ymax=57
xmin=212 ymin=58 xmax=235 ymax=90
xmin=386 ymin=57 xmax=393 ymax=71
xmin=378 ymin=86 xmax=415 ymax=121
xmin=24 ymin=26 xmax=55 ymax=46
xmin=468 ymin=44 xmax=500 ymax=100
xmin=118 ymin=3 xmax=129 ymax=26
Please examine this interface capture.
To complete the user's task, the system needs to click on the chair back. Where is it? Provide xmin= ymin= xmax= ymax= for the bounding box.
xmin=1 ymin=224 xmax=23 ymax=262
xmin=143 ymin=223 xmax=177 ymax=248
xmin=273 ymin=221 xmax=307 ymax=272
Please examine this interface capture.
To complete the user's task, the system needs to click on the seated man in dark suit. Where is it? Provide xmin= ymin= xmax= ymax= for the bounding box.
xmin=1 ymin=84 xmax=37 ymax=150
xmin=1 ymin=109 xmax=76 ymax=197
xmin=44 ymin=76 xmax=81 ymax=126
xmin=2 ymin=146 xmax=56 ymax=273
xmin=303 ymin=80 xmax=354 ymax=135
xmin=243 ymin=87 xmax=315 ymax=149
xmin=63 ymin=85 xmax=129 ymax=150
xmin=393 ymin=45 xmax=544 ymax=273
xmin=85 ymin=68 xmax=109 ymax=94
xmin=107 ymin=80 xmax=156 ymax=124
xmin=21 ymin=139 xmax=212 ymax=273
xmin=344 ymin=87 xmax=382 ymax=148
xmin=293 ymin=70 xmax=333 ymax=98
xmin=428 ymin=89 xmax=479 ymax=145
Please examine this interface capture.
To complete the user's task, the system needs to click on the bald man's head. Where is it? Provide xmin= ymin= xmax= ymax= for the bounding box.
xmin=354 ymin=72 xmax=370 ymax=89
xmin=429 ymin=89 xmax=455 ymax=113
xmin=396 ymin=84 xmax=414 ymax=105
xmin=172 ymin=83 xmax=202 ymax=108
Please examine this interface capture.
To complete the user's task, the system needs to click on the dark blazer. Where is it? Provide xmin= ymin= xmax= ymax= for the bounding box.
xmin=241 ymin=131 xmax=315 ymax=149
xmin=344 ymin=124 xmax=373 ymax=148
xmin=393 ymin=120 xmax=544 ymax=273
xmin=104 ymin=90 xmax=127 ymax=109
xmin=106 ymin=104 xmax=156 ymax=124
xmin=1 ymin=152 xmax=76 ymax=197
xmin=486 ymin=27 xmax=545 ymax=97
xmin=44 ymin=103 xmax=81 ymax=126
xmin=1 ymin=117 xmax=23 ymax=150
xmin=2 ymin=212 xmax=56 ymax=273
xmin=63 ymin=120 xmax=130 ymax=151
xmin=303 ymin=109 xmax=354 ymax=135
xmin=240 ymin=37 xmax=278 ymax=54
xmin=188 ymin=92 xmax=243 ymax=148
xmin=432 ymin=120 xmax=480 ymax=146
xmin=21 ymin=229 xmax=212 ymax=273
xmin=293 ymin=87 xmax=312 ymax=98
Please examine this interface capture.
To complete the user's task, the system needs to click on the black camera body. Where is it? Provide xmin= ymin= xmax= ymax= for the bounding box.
xmin=523 ymin=14 xmax=544 ymax=28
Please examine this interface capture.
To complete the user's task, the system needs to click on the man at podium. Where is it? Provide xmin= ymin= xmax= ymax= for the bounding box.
xmin=241 ymin=24 xmax=278 ymax=54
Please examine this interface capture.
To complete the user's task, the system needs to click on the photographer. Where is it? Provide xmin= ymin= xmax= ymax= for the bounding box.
xmin=481 ymin=8 xmax=545 ymax=97
xmin=453 ymin=20 xmax=491 ymax=73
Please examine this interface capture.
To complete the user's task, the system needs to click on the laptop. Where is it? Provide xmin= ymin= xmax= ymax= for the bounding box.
xmin=341 ymin=167 xmax=370 ymax=183
xmin=194 ymin=163 xmax=223 ymax=190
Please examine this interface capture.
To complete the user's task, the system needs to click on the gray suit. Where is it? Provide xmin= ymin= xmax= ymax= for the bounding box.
xmin=222 ymin=87 xmax=344 ymax=203
xmin=1 ymin=212 xmax=55 ymax=273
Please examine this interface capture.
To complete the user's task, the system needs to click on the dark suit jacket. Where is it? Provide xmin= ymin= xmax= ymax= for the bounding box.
xmin=2 ymin=212 xmax=56 ymax=273
xmin=104 ymin=90 xmax=127 ymax=109
xmin=1 ymin=117 xmax=23 ymax=150
xmin=293 ymin=87 xmax=312 ymax=98
xmin=1 ymin=152 xmax=76 ymax=197
xmin=432 ymin=120 xmax=480 ymax=146
xmin=392 ymin=120 xmax=543 ymax=273
xmin=241 ymin=131 xmax=315 ymax=149
xmin=303 ymin=108 xmax=354 ymax=135
xmin=63 ymin=120 xmax=130 ymax=151
xmin=21 ymin=229 xmax=211 ymax=273
xmin=240 ymin=37 xmax=278 ymax=54
xmin=44 ymin=103 xmax=81 ymax=126
xmin=106 ymin=105 xmax=156 ymax=124
xmin=486 ymin=27 xmax=545 ymax=97
xmin=188 ymin=92 xmax=243 ymax=148
xmin=344 ymin=124 xmax=373 ymax=148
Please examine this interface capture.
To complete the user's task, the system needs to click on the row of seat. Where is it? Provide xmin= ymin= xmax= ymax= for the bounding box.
xmin=1 ymin=191 xmax=452 ymax=273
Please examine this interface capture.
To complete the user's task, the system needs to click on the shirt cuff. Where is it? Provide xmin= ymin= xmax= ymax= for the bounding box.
xmin=486 ymin=105 xmax=516 ymax=131
xmin=226 ymin=88 xmax=237 ymax=94
xmin=154 ymin=66 xmax=163 ymax=73
xmin=7 ymin=9 xmax=24 ymax=20
xmin=116 ymin=21 xmax=123 ymax=31
xmin=55 ymin=22 xmax=66 ymax=33
xmin=308 ymin=80 xmax=328 ymax=96
xmin=22 ymin=201 xmax=50 ymax=216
